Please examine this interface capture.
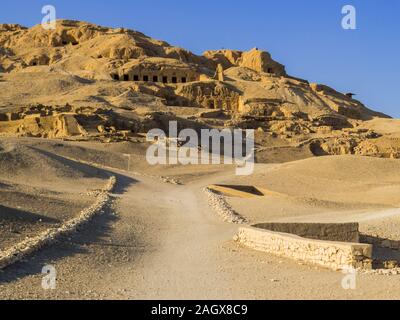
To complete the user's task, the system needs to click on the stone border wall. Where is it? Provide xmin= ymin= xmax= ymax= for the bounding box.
xmin=0 ymin=176 xmax=116 ymax=270
xmin=203 ymin=187 xmax=247 ymax=224
xmin=235 ymin=226 xmax=373 ymax=270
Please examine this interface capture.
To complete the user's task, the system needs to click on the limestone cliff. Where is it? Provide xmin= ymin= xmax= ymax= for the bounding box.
xmin=0 ymin=20 xmax=398 ymax=161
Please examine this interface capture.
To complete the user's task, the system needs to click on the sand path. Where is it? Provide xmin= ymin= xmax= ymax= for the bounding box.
xmin=2 ymin=162 xmax=400 ymax=299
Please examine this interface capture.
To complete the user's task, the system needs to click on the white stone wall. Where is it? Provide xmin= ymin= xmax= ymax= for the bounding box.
xmin=0 ymin=176 xmax=116 ymax=270
xmin=204 ymin=187 xmax=247 ymax=224
xmin=235 ymin=226 xmax=372 ymax=271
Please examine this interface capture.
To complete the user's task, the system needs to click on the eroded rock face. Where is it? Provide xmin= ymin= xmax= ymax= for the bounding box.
xmin=0 ymin=20 xmax=398 ymax=161
xmin=204 ymin=48 xmax=286 ymax=76
xmin=306 ymin=130 xmax=400 ymax=159
xmin=173 ymin=82 xmax=241 ymax=110
xmin=0 ymin=20 xmax=211 ymax=74
xmin=0 ymin=104 xmax=141 ymax=141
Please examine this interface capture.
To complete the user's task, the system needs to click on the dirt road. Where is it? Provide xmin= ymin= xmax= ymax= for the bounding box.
xmin=1 ymin=165 xmax=400 ymax=300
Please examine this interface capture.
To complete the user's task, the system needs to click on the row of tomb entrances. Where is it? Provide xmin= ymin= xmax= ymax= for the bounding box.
xmin=111 ymin=74 xmax=195 ymax=84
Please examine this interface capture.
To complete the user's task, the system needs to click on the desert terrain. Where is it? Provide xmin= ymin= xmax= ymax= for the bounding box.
xmin=1 ymin=20 xmax=400 ymax=300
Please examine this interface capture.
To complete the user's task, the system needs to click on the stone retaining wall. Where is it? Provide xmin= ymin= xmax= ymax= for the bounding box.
xmin=235 ymin=226 xmax=373 ymax=270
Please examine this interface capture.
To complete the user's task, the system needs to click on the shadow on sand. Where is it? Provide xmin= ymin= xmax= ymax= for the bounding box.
xmin=0 ymin=151 xmax=137 ymax=285
xmin=361 ymin=234 xmax=400 ymax=268
xmin=0 ymin=205 xmax=60 ymax=224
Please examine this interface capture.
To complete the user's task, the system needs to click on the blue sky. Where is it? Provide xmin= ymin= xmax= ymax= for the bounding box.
xmin=2 ymin=0 xmax=399 ymax=117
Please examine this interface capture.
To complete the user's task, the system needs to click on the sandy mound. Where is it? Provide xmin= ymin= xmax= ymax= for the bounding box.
xmin=0 ymin=140 xmax=107 ymax=184
xmin=218 ymin=156 xmax=400 ymax=224
xmin=249 ymin=156 xmax=400 ymax=205
xmin=0 ymin=139 xmax=112 ymax=251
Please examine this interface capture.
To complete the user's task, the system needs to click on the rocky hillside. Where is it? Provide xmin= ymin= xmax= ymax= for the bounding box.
xmin=0 ymin=20 xmax=399 ymax=161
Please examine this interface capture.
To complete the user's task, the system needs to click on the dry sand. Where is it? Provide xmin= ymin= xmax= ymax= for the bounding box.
xmin=0 ymin=138 xmax=400 ymax=299
xmin=0 ymin=139 xmax=109 ymax=252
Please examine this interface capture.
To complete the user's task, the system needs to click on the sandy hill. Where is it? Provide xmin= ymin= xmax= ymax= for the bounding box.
xmin=225 ymin=155 xmax=400 ymax=202
xmin=0 ymin=142 xmax=106 ymax=181
xmin=220 ymin=156 xmax=400 ymax=224
xmin=0 ymin=140 xmax=108 ymax=185
xmin=255 ymin=155 xmax=400 ymax=199
xmin=0 ymin=138 xmax=109 ymax=251
xmin=0 ymin=20 xmax=399 ymax=161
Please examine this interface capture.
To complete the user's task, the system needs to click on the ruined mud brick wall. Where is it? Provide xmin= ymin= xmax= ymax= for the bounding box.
xmin=236 ymin=226 xmax=372 ymax=270
xmin=361 ymin=234 xmax=400 ymax=251
xmin=253 ymin=223 xmax=360 ymax=243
